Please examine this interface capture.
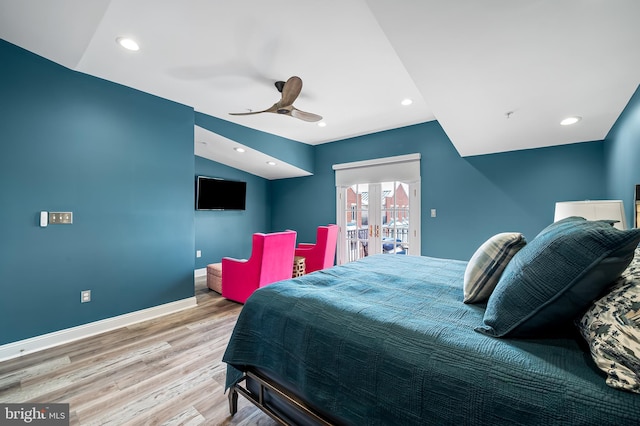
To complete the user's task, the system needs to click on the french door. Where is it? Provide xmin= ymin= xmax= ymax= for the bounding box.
xmin=336 ymin=180 xmax=420 ymax=265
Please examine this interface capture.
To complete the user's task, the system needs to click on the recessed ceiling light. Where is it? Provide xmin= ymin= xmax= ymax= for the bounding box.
xmin=266 ymin=161 xmax=277 ymax=166
xmin=317 ymin=122 xmax=327 ymax=128
xmin=401 ymin=99 xmax=413 ymax=106
xmin=234 ymin=147 xmax=246 ymax=153
xmin=116 ymin=37 xmax=139 ymax=51
xmin=560 ymin=116 xmax=581 ymax=126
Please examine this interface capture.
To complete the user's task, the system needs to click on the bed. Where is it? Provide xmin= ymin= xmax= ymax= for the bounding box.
xmin=223 ymin=218 xmax=640 ymax=425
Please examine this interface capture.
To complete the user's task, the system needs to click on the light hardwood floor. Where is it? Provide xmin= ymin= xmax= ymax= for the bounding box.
xmin=0 ymin=277 xmax=276 ymax=426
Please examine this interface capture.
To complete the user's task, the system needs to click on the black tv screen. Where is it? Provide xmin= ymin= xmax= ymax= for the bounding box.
xmin=196 ymin=176 xmax=246 ymax=210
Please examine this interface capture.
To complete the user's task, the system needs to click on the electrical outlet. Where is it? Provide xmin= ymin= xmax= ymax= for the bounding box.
xmin=81 ymin=290 xmax=91 ymax=303
xmin=430 ymin=209 xmax=437 ymax=217
xmin=196 ymin=250 xmax=202 ymax=258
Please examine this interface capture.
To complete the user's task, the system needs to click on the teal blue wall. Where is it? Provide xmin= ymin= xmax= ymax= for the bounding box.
xmin=605 ymin=85 xmax=640 ymax=224
xmin=194 ymin=156 xmax=271 ymax=269
xmin=0 ymin=40 xmax=195 ymax=345
xmin=271 ymin=121 xmax=606 ymax=260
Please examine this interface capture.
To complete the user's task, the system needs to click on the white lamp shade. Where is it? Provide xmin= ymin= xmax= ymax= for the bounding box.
xmin=554 ymin=200 xmax=627 ymax=230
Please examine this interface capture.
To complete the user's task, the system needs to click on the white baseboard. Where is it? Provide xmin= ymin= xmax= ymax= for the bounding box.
xmin=195 ymin=267 xmax=207 ymax=277
xmin=0 ymin=296 xmax=197 ymax=362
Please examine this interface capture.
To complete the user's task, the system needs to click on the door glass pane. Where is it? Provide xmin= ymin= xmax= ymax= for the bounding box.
xmin=381 ymin=181 xmax=410 ymax=255
xmin=345 ymin=184 xmax=369 ymax=262
xmin=339 ymin=180 xmax=416 ymax=264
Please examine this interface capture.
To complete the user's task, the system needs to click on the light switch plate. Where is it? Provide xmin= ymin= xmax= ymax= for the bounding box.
xmin=49 ymin=212 xmax=73 ymax=224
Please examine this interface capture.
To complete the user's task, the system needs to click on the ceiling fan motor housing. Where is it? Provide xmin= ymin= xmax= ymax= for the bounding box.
xmin=274 ymin=81 xmax=286 ymax=93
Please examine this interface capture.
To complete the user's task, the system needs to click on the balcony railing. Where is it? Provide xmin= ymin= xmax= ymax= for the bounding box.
xmin=345 ymin=226 xmax=409 ymax=262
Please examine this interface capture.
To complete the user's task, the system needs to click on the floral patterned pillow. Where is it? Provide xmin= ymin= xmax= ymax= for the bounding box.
xmin=578 ymin=247 xmax=640 ymax=393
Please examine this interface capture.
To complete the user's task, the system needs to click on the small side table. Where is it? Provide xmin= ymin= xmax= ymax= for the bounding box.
xmin=207 ymin=263 xmax=222 ymax=294
xmin=292 ymin=256 xmax=306 ymax=277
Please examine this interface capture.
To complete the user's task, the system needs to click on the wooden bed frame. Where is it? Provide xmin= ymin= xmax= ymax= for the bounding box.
xmin=228 ymin=369 xmax=337 ymax=426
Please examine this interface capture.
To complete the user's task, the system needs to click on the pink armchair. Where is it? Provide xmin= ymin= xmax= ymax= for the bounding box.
xmin=221 ymin=230 xmax=297 ymax=304
xmin=294 ymin=224 xmax=338 ymax=273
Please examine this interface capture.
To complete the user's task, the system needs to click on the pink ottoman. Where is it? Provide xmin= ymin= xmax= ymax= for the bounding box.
xmin=207 ymin=263 xmax=222 ymax=294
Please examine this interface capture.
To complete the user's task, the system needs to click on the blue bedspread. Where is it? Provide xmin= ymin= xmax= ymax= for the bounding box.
xmin=223 ymin=255 xmax=640 ymax=425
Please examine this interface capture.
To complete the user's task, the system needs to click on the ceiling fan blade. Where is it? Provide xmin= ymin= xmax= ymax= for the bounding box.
xmin=279 ymin=76 xmax=303 ymax=107
xmin=291 ymin=107 xmax=323 ymax=122
xmin=229 ymin=110 xmax=263 ymax=116
xmin=229 ymin=104 xmax=278 ymax=116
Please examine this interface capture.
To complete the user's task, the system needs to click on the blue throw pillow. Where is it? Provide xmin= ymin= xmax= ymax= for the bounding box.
xmin=476 ymin=217 xmax=640 ymax=338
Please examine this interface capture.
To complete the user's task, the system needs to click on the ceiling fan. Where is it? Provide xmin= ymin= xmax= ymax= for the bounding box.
xmin=229 ymin=76 xmax=322 ymax=122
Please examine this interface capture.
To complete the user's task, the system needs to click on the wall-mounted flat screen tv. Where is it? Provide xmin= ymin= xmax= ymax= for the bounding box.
xmin=195 ymin=176 xmax=246 ymax=210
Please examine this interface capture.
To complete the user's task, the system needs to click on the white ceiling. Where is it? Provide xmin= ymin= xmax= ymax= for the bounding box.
xmin=1 ymin=0 xmax=639 ymax=177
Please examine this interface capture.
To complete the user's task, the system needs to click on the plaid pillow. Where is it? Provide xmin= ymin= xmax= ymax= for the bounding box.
xmin=463 ymin=232 xmax=526 ymax=303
